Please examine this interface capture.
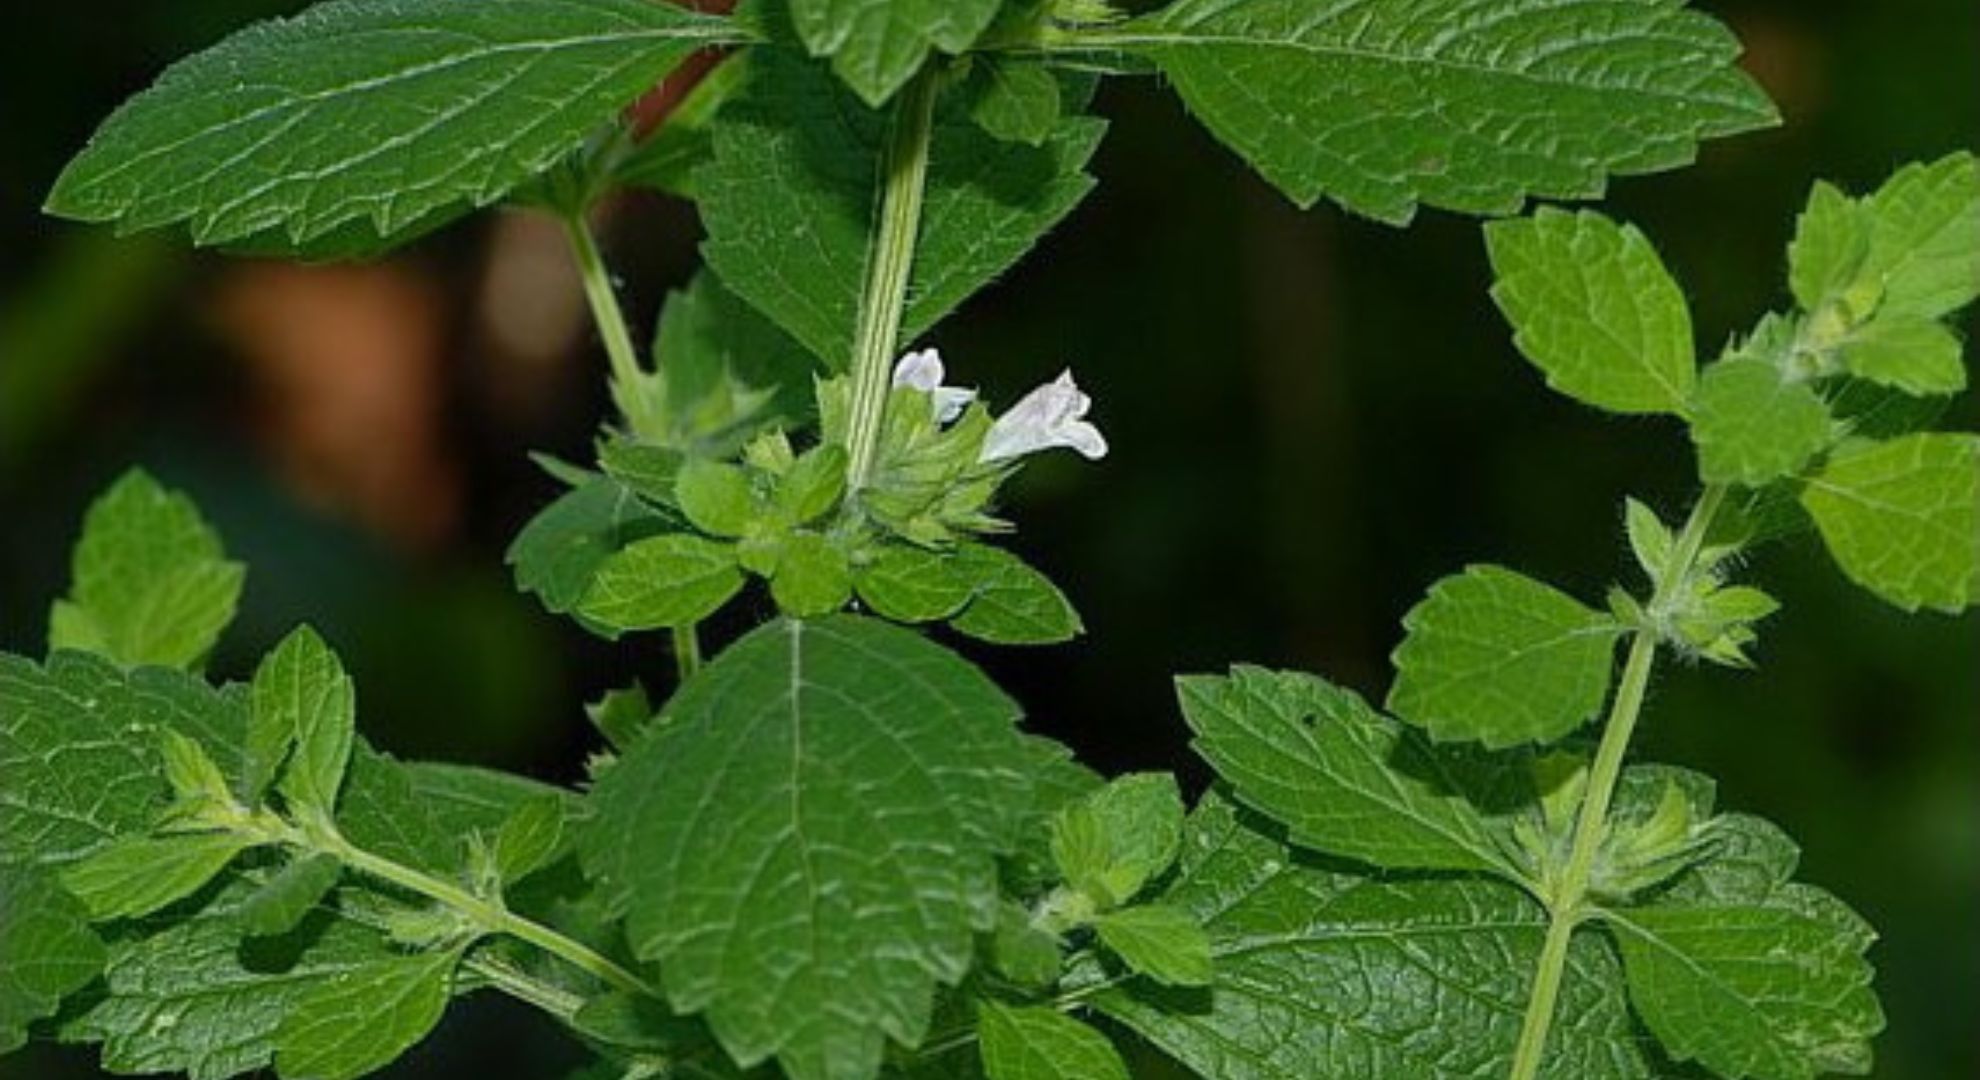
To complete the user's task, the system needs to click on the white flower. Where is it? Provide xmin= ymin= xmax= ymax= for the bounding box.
xmin=891 ymin=348 xmax=976 ymax=424
xmin=981 ymin=369 xmax=1108 ymax=463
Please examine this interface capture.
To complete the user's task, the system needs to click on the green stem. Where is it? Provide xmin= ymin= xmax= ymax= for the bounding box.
xmin=1507 ymin=484 xmax=1726 ymax=1080
xmin=843 ymin=69 xmax=940 ymax=491
xmin=671 ymin=623 xmax=703 ymax=681
xmin=316 ymin=830 xmax=655 ymax=999
xmin=463 ymin=954 xmax=587 ymax=1022
xmin=564 ymin=215 xmax=646 ymax=400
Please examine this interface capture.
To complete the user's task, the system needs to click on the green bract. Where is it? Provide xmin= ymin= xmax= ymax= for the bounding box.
xmin=16 ymin=0 xmax=1969 ymax=1077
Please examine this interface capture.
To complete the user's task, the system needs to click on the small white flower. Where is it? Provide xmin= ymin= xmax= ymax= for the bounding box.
xmin=891 ymin=348 xmax=976 ymax=424
xmin=981 ymin=369 xmax=1108 ymax=463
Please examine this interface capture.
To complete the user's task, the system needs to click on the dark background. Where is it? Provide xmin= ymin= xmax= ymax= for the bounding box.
xmin=2 ymin=1 xmax=1975 ymax=1076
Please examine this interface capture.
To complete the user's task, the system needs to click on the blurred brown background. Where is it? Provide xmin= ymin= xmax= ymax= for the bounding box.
xmin=2 ymin=1 xmax=1975 ymax=1076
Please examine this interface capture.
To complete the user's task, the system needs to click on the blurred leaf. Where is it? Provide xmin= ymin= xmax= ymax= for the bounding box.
xmin=48 ymin=469 xmax=244 ymax=669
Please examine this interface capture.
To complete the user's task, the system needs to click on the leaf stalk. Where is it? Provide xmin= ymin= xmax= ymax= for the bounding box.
xmin=312 ymin=827 xmax=656 ymax=999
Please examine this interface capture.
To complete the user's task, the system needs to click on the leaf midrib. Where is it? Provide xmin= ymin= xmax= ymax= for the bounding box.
xmin=1069 ymin=27 xmax=1757 ymax=112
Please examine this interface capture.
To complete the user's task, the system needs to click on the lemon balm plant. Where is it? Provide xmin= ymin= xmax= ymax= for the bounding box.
xmin=3 ymin=1 xmax=1975 ymax=1078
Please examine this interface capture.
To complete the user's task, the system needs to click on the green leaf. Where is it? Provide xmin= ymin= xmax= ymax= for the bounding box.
xmin=699 ymin=51 xmax=1102 ymax=370
xmin=568 ymin=991 xmax=705 ymax=1056
xmin=162 ymin=727 xmax=235 ymax=807
xmin=1178 ymin=666 xmax=1521 ymax=877
xmin=853 ymin=545 xmax=973 ymax=622
xmin=506 ymin=476 xmax=676 ymax=616
xmin=644 ymin=268 xmax=819 ymax=454
xmin=1624 ymin=498 xmax=1676 ymax=585
xmin=1801 ymin=433 xmax=1980 ymax=613
xmin=493 ymin=792 xmax=567 ymax=885
xmin=1858 ymin=151 xmax=1980 ymax=321
xmin=1090 ymin=792 xmax=1657 ymax=1080
xmin=676 ymin=459 xmax=761 ymax=537
xmin=950 ymin=544 xmax=1083 ymax=645
xmin=48 ymin=468 xmax=244 ymax=669
xmin=1604 ymin=815 xmax=1883 ymax=1080
xmin=1003 ymin=736 xmax=1105 ymax=898
xmin=788 ymin=0 xmax=1001 ymax=106
xmin=1051 ymin=772 xmax=1185 ymax=909
xmin=61 ymin=832 xmax=256 ymax=921
xmin=1688 ymin=358 xmax=1834 ymax=486
xmin=580 ymin=616 xmax=1034 ymax=1080
xmin=274 ymin=948 xmax=459 ymax=1080
xmin=62 ymin=877 xmax=401 ymax=1080
xmin=0 ymin=862 xmax=104 ymax=1054
xmin=614 ymin=54 xmax=750 ymax=200
xmin=586 ymin=681 xmax=653 ymax=752
xmin=968 ymin=58 xmax=1062 ymax=146
xmin=1484 ymin=209 xmax=1695 ymax=415
xmin=46 ymin=0 xmax=737 ymax=250
xmin=238 ymin=853 xmax=344 ymax=938
xmin=1107 ymin=0 xmax=1775 ymax=223
xmin=595 ymin=440 xmax=685 ymax=506
xmin=988 ymin=900 xmax=1063 ymax=990
xmin=779 ymin=445 xmax=850 ymax=524
xmin=770 ymin=532 xmax=854 ymax=617
xmin=1 ymin=651 xmax=245 ymax=868
xmin=1788 ymin=180 xmax=1870 ymax=312
xmin=1092 ymin=904 xmax=1212 ymax=988
xmin=577 ymin=533 xmax=744 ymax=632
xmin=252 ymin=626 xmax=357 ymax=820
xmin=977 ymin=1002 xmax=1129 ymax=1080
xmin=1837 ymin=316 xmax=1967 ymax=396
xmin=1388 ymin=565 xmax=1624 ymax=748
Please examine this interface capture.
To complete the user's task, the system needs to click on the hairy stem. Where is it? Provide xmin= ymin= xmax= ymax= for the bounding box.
xmin=463 ymin=954 xmax=588 ymax=1022
xmin=564 ymin=215 xmax=646 ymax=401
xmin=563 ymin=214 xmax=705 ymax=685
xmin=314 ymin=829 xmax=655 ymax=999
xmin=843 ymin=69 xmax=939 ymax=490
xmin=1507 ymin=484 xmax=1726 ymax=1080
